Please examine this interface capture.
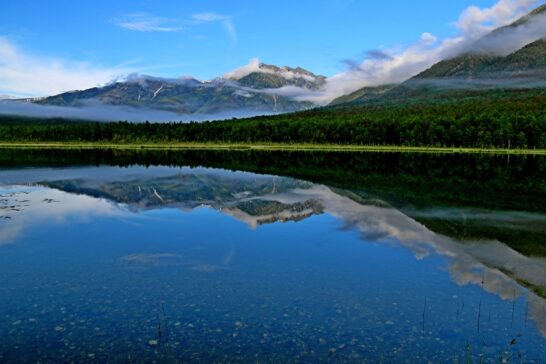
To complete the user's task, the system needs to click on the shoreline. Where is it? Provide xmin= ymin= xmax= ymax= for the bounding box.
xmin=0 ymin=142 xmax=545 ymax=155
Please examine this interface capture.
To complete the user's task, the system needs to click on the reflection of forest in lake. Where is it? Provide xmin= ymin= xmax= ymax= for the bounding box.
xmin=2 ymin=147 xmax=546 ymax=255
xmin=1 ymin=150 xmax=546 ymax=362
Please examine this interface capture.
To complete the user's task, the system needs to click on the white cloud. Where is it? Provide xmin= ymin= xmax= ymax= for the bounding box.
xmin=192 ymin=13 xmax=229 ymax=22
xmin=223 ymin=58 xmax=266 ymax=79
xmin=0 ymin=37 xmax=133 ymax=97
xmin=112 ymin=12 xmax=238 ymax=44
xmin=455 ymin=0 xmax=539 ymax=34
xmin=113 ymin=12 xmax=185 ymax=32
xmin=192 ymin=13 xmax=237 ymax=45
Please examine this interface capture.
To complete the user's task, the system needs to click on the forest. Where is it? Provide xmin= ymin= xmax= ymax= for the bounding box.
xmin=1 ymin=88 xmax=545 ymax=148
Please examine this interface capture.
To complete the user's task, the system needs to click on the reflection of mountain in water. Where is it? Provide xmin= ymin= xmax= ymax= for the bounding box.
xmin=42 ymin=173 xmax=324 ymax=228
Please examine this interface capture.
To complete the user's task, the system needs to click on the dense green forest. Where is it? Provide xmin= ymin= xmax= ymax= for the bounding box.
xmin=1 ymin=88 xmax=545 ymax=148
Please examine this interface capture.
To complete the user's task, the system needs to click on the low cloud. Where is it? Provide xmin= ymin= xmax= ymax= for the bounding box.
xmin=0 ymin=100 xmax=276 ymax=123
xmin=0 ymin=100 xmax=181 ymax=122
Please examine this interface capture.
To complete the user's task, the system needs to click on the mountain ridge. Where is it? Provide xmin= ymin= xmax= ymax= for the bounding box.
xmin=35 ymin=63 xmax=325 ymax=115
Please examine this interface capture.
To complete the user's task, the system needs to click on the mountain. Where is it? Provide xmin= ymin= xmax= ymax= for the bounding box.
xmin=332 ymin=5 xmax=546 ymax=105
xmin=35 ymin=63 xmax=325 ymax=117
xmin=409 ymin=39 xmax=545 ymax=83
xmin=229 ymin=63 xmax=326 ymax=90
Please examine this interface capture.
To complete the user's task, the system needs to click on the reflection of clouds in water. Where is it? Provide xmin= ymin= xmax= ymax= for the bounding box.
xmin=267 ymin=186 xmax=441 ymax=258
xmin=120 ymin=253 xmax=181 ymax=267
xmin=267 ymin=185 xmax=546 ymax=337
xmin=449 ymin=260 xmax=519 ymax=300
xmin=0 ymin=186 xmax=123 ymax=245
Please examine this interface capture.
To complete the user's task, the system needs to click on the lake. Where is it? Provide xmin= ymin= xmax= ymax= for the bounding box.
xmin=1 ymin=149 xmax=545 ymax=363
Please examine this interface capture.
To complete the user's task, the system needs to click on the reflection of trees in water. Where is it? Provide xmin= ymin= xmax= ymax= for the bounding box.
xmin=1 ymin=148 xmax=545 ymax=214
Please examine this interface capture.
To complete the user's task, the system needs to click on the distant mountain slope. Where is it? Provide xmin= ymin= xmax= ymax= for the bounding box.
xmin=412 ymin=54 xmax=501 ymax=80
xmin=330 ymin=85 xmax=395 ymax=105
xmin=411 ymin=38 xmax=545 ymax=79
xmin=489 ymin=38 xmax=546 ymax=72
xmin=37 ymin=63 xmax=325 ymax=116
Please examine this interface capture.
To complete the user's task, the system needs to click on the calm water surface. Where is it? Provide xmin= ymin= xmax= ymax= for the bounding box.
xmin=1 ymin=151 xmax=546 ymax=363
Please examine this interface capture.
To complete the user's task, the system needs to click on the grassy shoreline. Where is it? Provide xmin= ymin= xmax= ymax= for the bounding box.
xmin=0 ymin=142 xmax=545 ymax=155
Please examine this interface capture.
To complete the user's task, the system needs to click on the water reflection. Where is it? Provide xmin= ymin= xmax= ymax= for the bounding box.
xmin=0 ymin=186 xmax=121 ymax=245
xmin=1 ymin=166 xmax=546 ymax=361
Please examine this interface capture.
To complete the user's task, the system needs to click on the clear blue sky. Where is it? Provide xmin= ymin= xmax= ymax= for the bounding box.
xmin=0 ymin=0 xmax=500 ymax=80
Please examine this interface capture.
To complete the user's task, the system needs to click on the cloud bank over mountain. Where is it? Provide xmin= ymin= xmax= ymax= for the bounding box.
xmin=277 ymin=0 xmax=546 ymax=104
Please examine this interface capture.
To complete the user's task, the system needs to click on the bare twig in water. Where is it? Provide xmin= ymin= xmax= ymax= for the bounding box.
xmin=524 ymin=302 xmax=529 ymax=326
xmin=477 ymin=298 xmax=482 ymax=333
xmin=511 ymin=288 xmax=516 ymax=328
xmin=422 ymin=297 xmax=428 ymax=336
xmin=477 ymin=274 xmax=485 ymax=333
xmin=157 ymin=316 xmax=162 ymax=343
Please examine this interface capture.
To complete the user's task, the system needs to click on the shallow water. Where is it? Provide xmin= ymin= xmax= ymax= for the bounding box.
xmin=1 ymin=152 xmax=546 ymax=363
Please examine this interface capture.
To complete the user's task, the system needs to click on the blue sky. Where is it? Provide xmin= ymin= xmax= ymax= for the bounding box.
xmin=0 ymin=0 xmax=543 ymax=97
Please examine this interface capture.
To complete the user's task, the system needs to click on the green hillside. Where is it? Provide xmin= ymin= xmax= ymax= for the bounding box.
xmin=330 ymin=85 xmax=395 ymax=105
